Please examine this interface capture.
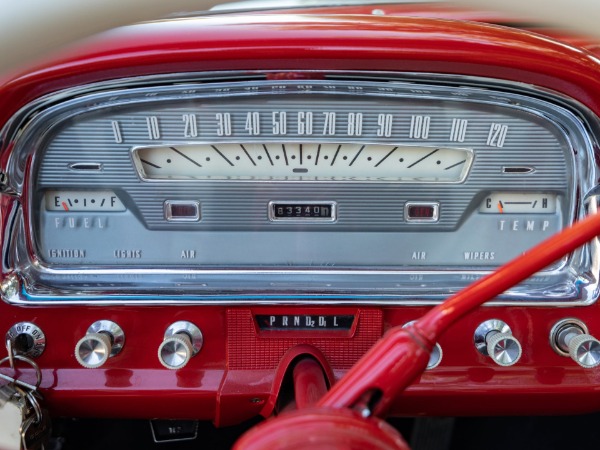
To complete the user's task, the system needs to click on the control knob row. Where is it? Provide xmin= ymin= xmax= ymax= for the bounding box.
xmin=7 ymin=318 xmax=600 ymax=371
xmin=74 ymin=320 xmax=202 ymax=369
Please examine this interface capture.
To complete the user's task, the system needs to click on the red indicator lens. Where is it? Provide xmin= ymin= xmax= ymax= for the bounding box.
xmin=165 ymin=201 xmax=200 ymax=221
xmin=408 ymin=205 xmax=435 ymax=219
xmin=170 ymin=204 xmax=198 ymax=218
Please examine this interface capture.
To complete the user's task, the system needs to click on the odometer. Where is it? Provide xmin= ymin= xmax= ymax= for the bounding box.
xmin=269 ymin=202 xmax=336 ymax=221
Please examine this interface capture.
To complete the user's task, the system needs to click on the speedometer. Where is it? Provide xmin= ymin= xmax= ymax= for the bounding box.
xmin=133 ymin=143 xmax=473 ymax=182
xmin=2 ymin=73 xmax=597 ymax=304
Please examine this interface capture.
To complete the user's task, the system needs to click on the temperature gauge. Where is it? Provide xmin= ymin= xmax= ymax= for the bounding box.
xmin=45 ymin=190 xmax=126 ymax=212
xmin=479 ymin=193 xmax=557 ymax=214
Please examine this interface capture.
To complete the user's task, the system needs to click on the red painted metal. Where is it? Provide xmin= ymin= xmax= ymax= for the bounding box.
xmin=216 ymin=342 xmax=337 ymax=427
xmin=317 ymin=326 xmax=431 ymax=415
xmin=226 ymin=309 xmax=381 ymax=370
xmin=293 ymin=358 xmax=329 ymax=409
xmin=2 ymin=14 xmax=600 ymax=124
xmin=1 ymin=9 xmax=600 ymax=424
xmin=233 ymin=407 xmax=409 ymax=450
xmin=5 ymin=303 xmax=600 ymax=420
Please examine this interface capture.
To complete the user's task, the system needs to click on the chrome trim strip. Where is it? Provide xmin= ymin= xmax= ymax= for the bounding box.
xmin=6 ymin=293 xmax=598 ymax=308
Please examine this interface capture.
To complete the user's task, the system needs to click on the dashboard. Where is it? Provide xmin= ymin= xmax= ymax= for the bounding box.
xmin=3 ymin=2 xmax=600 ymax=436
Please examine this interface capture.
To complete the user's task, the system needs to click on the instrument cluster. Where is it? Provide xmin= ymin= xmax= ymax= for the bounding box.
xmin=1 ymin=72 xmax=597 ymax=304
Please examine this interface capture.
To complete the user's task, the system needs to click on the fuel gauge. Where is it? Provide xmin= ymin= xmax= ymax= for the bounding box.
xmin=479 ymin=193 xmax=557 ymax=214
xmin=45 ymin=190 xmax=126 ymax=212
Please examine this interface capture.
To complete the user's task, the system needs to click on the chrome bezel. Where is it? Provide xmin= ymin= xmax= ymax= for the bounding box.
xmin=1 ymin=70 xmax=598 ymax=306
xmin=474 ymin=319 xmax=512 ymax=356
xmin=549 ymin=318 xmax=589 ymax=357
xmin=164 ymin=321 xmax=203 ymax=356
xmin=87 ymin=320 xmax=125 ymax=357
xmin=5 ymin=322 xmax=46 ymax=358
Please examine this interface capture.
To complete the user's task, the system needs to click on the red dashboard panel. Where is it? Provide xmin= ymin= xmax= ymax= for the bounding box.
xmin=5 ymin=304 xmax=600 ymax=424
xmin=2 ymin=10 xmax=600 ymax=426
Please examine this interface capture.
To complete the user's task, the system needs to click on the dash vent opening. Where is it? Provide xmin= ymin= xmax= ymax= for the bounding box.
xmin=68 ymin=162 xmax=103 ymax=171
xmin=502 ymin=166 xmax=534 ymax=174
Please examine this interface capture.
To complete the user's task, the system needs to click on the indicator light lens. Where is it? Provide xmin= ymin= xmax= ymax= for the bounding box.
xmin=171 ymin=204 xmax=198 ymax=218
xmin=164 ymin=201 xmax=200 ymax=222
xmin=405 ymin=202 xmax=439 ymax=222
xmin=408 ymin=205 xmax=435 ymax=219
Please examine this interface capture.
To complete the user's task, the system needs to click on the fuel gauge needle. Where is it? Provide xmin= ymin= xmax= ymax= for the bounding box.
xmin=497 ymin=201 xmax=504 ymax=214
xmin=62 ymin=202 xmax=69 ymax=211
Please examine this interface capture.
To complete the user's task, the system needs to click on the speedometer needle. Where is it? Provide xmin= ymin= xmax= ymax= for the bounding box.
xmin=497 ymin=201 xmax=504 ymax=214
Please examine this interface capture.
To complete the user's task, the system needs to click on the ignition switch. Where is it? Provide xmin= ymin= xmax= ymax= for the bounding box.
xmin=5 ymin=322 xmax=46 ymax=358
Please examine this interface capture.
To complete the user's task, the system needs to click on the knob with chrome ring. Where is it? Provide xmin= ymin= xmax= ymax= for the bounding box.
xmin=551 ymin=318 xmax=600 ymax=368
xmin=75 ymin=320 xmax=125 ymax=369
xmin=474 ymin=319 xmax=522 ymax=367
xmin=568 ymin=334 xmax=600 ymax=368
xmin=158 ymin=321 xmax=203 ymax=370
xmin=485 ymin=332 xmax=522 ymax=367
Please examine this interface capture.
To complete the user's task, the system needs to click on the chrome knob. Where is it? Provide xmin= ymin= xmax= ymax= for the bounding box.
xmin=551 ymin=319 xmax=600 ymax=369
xmin=568 ymin=334 xmax=600 ymax=368
xmin=158 ymin=321 xmax=203 ymax=370
xmin=158 ymin=334 xmax=194 ymax=369
xmin=550 ymin=318 xmax=600 ymax=369
xmin=74 ymin=320 xmax=124 ymax=369
xmin=75 ymin=332 xmax=112 ymax=369
xmin=474 ymin=319 xmax=522 ymax=367
xmin=486 ymin=332 xmax=522 ymax=367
